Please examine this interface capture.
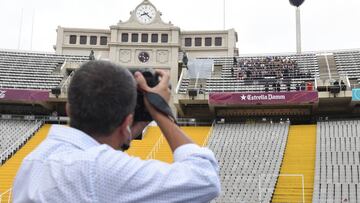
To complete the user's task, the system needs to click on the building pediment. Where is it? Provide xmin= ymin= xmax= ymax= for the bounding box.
xmin=111 ymin=0 xmax=178 ymax=30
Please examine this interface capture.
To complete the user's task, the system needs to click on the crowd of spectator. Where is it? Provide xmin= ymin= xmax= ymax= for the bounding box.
xmin=230 ymin=56 xmax=311 ymax=80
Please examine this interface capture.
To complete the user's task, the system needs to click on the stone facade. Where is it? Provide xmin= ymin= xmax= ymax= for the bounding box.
xmin=54 ymin=0 xmax=238 ymax=115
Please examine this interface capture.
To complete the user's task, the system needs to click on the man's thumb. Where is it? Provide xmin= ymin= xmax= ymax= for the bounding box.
xmin=134 ymin=72 xmax=150 ymax=92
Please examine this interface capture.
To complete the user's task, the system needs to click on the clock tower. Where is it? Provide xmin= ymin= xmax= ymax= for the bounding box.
xmin=108 ymin=0 xmax=181 ymax=114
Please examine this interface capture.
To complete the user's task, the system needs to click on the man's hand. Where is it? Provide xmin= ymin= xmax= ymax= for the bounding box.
xmin=134 ymin=69 xmax=170 ymax=102
xmin=135 ymin=69 xmax=193 ymax=152
xmin=134 ymin=70 xmax=171 ymax=116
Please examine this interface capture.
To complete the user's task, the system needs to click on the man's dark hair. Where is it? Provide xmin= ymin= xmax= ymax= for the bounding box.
xmin=68 ymin=60 xmax=136 ymax=136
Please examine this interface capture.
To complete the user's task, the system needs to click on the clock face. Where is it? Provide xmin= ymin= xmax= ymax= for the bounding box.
xmin=135 ymin=4 xmax=156 ymax=24
xmin=138 ymin=52 xmax=150 ymax=63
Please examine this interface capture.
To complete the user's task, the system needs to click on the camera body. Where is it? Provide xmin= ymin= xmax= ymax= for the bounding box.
xmin=129 ymin=68 xmax=160 ymax=122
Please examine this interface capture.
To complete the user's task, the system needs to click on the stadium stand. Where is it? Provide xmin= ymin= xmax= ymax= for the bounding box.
xmin=0 ymin=119 xmax=43 ymax=164
xmin=208 ymin=123 xmax=289 ymax=203
xmin=1 ymin=45 xmax=360 ymax=202
xmin=334 ymin=51 xmax=360 ymax=84
xmin=0 ymin=50 xmax=87 ymax=90
xmin=0 ymin=124 xmax=50 ymax=202
xmin=178 ymin=54 xmax=319 ymax=94
xmin=272 ymin=125 xmax=317 ymax=203
xmin=313 ymin=120 xmax=360 ymax=203
xmin=226 ymin=55 xmax=318 ymax=80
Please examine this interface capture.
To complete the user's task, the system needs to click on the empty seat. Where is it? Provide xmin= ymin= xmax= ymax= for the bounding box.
xmin=0 ymin=119 xmax=43 ymax=164
xmin=313 ymin=120 xmax=360 ymax=202
xmin=0 ymin=50 xmax=88 ymax=90
xmin=208 ymin=122 xmax=289 ymax=202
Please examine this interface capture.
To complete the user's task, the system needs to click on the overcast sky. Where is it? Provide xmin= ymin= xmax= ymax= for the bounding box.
xmin=0 ymin=0 xmax=359 ymax=54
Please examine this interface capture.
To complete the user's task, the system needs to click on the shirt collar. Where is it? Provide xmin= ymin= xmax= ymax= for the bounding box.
xmin=48 ymin=125 xmax=101 ymax=150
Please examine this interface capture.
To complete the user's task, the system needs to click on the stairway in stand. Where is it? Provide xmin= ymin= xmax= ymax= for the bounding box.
xmin=272 ymin=125 xmax=317 ymax=203
xmin=127 ymin=126 xmax=211 ymax=163
xmin=126 ymin=126 xmax=162 ymax=160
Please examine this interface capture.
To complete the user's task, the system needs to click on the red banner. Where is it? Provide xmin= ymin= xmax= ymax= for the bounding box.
xmin=0 ymin=88 xmax=49 ymax=102
xmin=209 ymin=91 xmax=318 ymax=105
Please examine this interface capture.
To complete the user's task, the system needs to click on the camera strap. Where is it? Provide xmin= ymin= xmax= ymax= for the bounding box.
xmin=145 ymin=92 xmax=177 ymax=124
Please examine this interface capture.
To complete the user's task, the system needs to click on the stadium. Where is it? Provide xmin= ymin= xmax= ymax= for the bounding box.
xmin=1 ymin=0 xmax=360 ymax=202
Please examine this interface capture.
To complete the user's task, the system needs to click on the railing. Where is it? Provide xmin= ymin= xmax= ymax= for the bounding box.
xmin=350 ymin=84 xmax=360 ymax=89
xmin=202 ymin=120 xmax=215 ymax=147
xmin=179 ymin=84 xmax=319 ymax=96
xmin=344 ymin=75 xmax=351 ymax=88
xmin=59 ymin=59 xmax=67 ymax=74
xmin=178 ymin=75 xmax=321 ymax=95
xmin=0 ymin=114 xmax=69 ymax=124
xmin=145 ymin=135 xmax=164 ymax=160
xmin=60 ymin=71 xmax=75 ymax=97
xmin=176 ymin=68 xmax=185 ymax=94
xmin=64 ymin=60 xmax=85 ymax=70
xmin=0 ymin=120 xmax=43 ymax=163
xmin=0 ymin=188 xmax=12 ymax=203
xmin=324 ymin=54 xmax=332 ymax=80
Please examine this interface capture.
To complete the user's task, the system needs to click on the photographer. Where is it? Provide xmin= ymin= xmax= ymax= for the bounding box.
xmin=13 ymin=61 xmax=220 ymax=202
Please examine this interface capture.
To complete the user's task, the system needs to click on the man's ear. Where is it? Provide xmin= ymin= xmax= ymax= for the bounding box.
xmin=119 ymin=114 xmax=133 ymax=136
xmin=65 ymin=103 xmax=71 ymax=117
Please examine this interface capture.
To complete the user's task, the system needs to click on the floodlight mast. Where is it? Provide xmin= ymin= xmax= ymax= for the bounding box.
xmin=296 ymin=7 xmax=301 ymax=54
xmin=289 ymin=0 xmax=305 ymax=54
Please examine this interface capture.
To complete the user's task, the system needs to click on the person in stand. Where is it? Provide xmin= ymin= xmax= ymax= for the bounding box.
xmin=265 ymin=83 xmax=269 ymax=92
xmin=276 ymin=82 xmax=281 ymax=92
xmin=286 ymin=82 xmax=291 ymax=92
xmin=182 ymin=51 xmax=189 ymax=70
xmin=89 ymin=50 xmax=95 ymax=60
xmin=272 ymin=82 xmax=277 ymax=92
xmin=300 ymin=82 xmax=306 ymax=91
xmin=340 ymin=80 xmax=347 ymax=91
xmin=199 ymin=84 xmax=205 ymax=94
xmin=233 ymin=57 xmax=237 ymax=66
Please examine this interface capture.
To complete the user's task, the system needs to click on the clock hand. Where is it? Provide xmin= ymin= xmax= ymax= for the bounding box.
xmin=145 ymin=12 xmax=152 ymax=19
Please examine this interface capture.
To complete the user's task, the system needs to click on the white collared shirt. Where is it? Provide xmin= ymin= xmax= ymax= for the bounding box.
xmin=13 ymin=125 xmax=220 ymax=203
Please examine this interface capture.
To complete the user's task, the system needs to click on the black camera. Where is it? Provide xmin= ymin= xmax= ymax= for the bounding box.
xmin=129 ymin=68 xmax=160 ymax=122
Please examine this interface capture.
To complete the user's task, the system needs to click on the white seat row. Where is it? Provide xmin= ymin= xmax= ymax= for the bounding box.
xmin=0 ymin=50 xmax=88 ymax=90
xmin=208 ymin=123 xmax=289 ymax=202
xmin=313 ymin=120 xmax=360 ymax=203
xmin=0 ymin=119 xmax=43 ymax=164
xmin=334 ymin=51 xmax=360 ymax=80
